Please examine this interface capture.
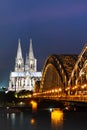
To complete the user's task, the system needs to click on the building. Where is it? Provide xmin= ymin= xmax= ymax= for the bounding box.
xmin=8 ymin=39 xmax=42 ymax=92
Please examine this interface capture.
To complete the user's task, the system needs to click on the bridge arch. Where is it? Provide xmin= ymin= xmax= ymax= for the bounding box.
xmin=40 ymin=55 xmax=71 ymax=92
xmin=68 ymin=44 xmax=87 ymax=91
xmin=39 ymin=44 xmax=87 ymax=96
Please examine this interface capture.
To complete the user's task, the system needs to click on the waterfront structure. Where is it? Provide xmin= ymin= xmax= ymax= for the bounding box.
xmin=33 ymin=44 xmax=87 ymax=103
xmin=8 ymin=39 xmax=42 ymax=92
xmin=38 ymin=44 xmax=87 ymax=95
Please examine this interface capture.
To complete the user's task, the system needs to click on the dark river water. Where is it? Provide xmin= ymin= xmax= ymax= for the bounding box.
xmin=0 ymin=107 xmax=87 ymax=130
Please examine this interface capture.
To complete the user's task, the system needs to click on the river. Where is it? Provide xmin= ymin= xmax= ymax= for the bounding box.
xmin=0 ymin=107 xmax=87 ymax=130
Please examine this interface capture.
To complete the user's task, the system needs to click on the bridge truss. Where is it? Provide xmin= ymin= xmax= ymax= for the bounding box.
xmin=34 ymin=44 xmax=87 ymax=101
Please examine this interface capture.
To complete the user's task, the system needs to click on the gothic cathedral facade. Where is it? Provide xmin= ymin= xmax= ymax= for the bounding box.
xmin=8 ymin=39 xmax=42 ymax=92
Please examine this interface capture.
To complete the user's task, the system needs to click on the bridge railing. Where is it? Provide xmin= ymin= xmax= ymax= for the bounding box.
xmin=33 ymin=92 xmax=87 ymax=103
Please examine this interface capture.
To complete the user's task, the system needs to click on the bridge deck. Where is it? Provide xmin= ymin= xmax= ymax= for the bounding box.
xmin=33 ymin=94 xmax=87 ymax=103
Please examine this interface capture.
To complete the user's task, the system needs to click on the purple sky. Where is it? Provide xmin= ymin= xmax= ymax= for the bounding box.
xmin=0 ymin=0 xmax=87 ymax=87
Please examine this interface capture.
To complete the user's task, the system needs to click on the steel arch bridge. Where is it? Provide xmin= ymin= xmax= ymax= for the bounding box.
xmin=39 ymin=44 xmax=87 ymax=95
xmin=40 ymin=54 xmax=77 ymax=92
xmin=34 ymin=44 xmax=87 ymax=102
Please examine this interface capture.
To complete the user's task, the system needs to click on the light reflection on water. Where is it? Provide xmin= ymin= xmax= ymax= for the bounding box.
xmin=51 ymin=108 xmax=63 ymax=130
xmin=0 ymin=108 xmax=87 ymax=130
xmin=30 ymin=100 xmax=38 ymax=113
xmin=11 ymin=113 xmax=16 ymax=126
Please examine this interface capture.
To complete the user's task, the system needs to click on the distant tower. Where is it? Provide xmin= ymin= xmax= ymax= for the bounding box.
xmin=25 ymin=38 xmax=37 ymax=72
xmin=15 ymin=39 xmax=24 ymax=72
xmin=29 ymin=38 xmax=37 ymax=72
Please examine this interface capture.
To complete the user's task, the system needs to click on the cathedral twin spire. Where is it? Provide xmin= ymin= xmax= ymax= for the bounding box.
xmin=15 ymin=38 xmax=37 ymax=72
xmin=17 ymin=38 xmax=34 ymax=60
xmin=29 ymin=38 xmax=34 ymax=59
xmin=16 ymin=39 xmax=23 ymax=59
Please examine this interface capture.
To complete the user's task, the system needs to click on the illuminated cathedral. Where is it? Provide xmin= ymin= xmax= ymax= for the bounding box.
xmin=8 ymin=39 xmax=42 ymax=92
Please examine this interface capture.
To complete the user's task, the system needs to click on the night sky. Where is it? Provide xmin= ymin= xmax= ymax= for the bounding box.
xmin=0 ymin=0 xmax=87 ymax=87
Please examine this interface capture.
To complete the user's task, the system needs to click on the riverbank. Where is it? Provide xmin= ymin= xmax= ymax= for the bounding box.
xmin=0 ymin=98 xmax=87 ymax=113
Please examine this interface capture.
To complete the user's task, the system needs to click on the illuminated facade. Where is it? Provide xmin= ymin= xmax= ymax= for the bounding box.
xmin=8 ymin=39 xmax=42 ymax=92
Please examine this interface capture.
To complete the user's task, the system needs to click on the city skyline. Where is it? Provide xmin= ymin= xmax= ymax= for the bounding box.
xmin=0 ymin=0 xmax=87 ymax=87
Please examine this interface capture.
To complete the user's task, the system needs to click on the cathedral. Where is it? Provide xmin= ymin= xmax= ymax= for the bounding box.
xmin=8 ymin=39 xmax=42 ymax=92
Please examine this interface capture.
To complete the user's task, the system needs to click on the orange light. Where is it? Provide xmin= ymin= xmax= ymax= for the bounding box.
xmin=30 ymin=100 xmax=37 ymax=112
xmin=65 ymin=87 xmax=70 ymax=91
xmin=30 ymin=118 xmax=35 ymax=125
xmin=55 ymin=89 xmax=58 ymax=92
xmin=59 ymin=88 xmax=62 ymax=92
xmin=51 ymin=109 xmax=63 ymax=126
xmin=52 ymin=89 xmax=54 ymax=93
